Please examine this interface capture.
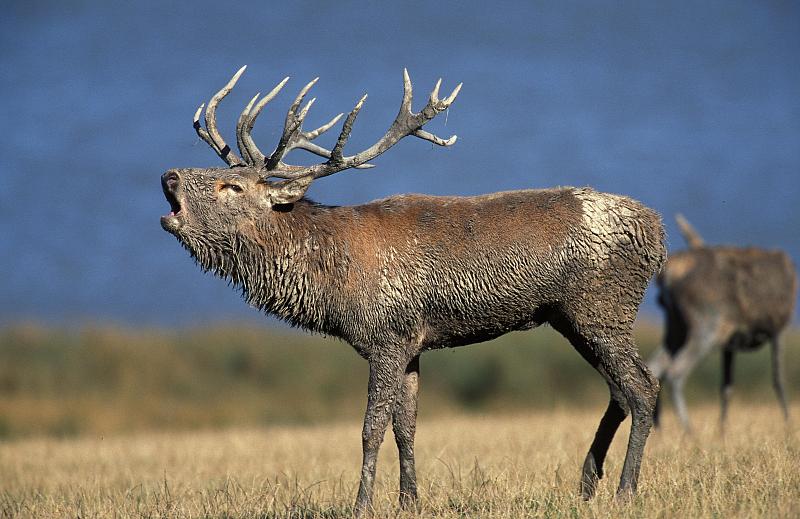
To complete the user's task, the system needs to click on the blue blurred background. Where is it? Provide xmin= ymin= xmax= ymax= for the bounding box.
xmin=1 ymin=0 xmax=798 ymax=327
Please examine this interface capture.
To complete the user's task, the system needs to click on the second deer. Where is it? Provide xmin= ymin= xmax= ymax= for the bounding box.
xmin=648 ymin=215 xmax=797 ymax=431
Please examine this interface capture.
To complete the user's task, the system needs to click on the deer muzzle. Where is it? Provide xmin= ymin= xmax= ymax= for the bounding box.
xmin=161 ymin=170 xmax=185 ymax=234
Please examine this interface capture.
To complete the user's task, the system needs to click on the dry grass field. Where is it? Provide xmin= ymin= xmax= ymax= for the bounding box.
xmin=1 ymin=404 xmax=798 ymax=518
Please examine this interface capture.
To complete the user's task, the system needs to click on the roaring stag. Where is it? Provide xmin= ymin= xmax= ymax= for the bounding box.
xmin=648 ymin=215 xmax=797 ymax=431
xmin=160 ymin=67 xmax=666 ymax=515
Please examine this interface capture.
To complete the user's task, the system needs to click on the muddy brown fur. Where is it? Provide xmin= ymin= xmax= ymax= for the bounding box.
xmin=161 ymin=68 xmax=666 ymax=515
xmin=648 ymin=215 xmax=797 ymax=431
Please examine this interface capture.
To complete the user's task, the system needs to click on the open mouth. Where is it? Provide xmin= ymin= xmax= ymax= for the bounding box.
xmin=161 ymin=171 xmax=185 ymax=233
xmin=164 ymin=188 xmax=182 ymax=217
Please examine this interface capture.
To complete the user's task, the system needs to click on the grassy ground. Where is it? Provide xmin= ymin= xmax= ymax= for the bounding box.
xmin=1 ymin=404 xmax=797 ymax=518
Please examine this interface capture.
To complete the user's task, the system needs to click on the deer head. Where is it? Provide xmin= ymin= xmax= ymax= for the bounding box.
xmin=160 ymin=66 xmax=461 ymax=247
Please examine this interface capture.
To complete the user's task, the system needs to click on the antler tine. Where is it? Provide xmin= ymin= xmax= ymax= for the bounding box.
xmin=290 ymin=78 xmax=319 ymax=115
xmin=246 ymin=77 xmax=291 ymax=133
xmin=330 ymin=94 xmax=368 ymax=164
xmin=430 ymin=78 xmax=442 ymax=104
xmin=193 ymin=103 xmax=219 ymax=153
xmin=298 ymin=97 xmax=316 ymax=122
xmin=400 ymin=68 xmax=414 ymax=114
xmin=236 ymin=92 xmax=261 ymax=164
xmin=306 ymin=112 xmax=343 ymax=139
xmin=443 ymin=82 xmax=462 ymax=105
xmin=412 ymin=129 xmax=458 ymax=146
xmin=238 ymin=76 xmax=290 ymax=166
xmin=199 ymin=66 xmax=246 ymax=166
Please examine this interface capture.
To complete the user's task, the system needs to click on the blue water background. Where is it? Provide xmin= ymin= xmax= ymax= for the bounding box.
xmin=1 ymin=1 xmax=798 ymax=327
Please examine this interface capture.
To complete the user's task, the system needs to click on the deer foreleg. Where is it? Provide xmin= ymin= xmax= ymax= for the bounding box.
xmin=770 ymin=337 xmax=790 ymax=421
xmin=720 ymin=349 xmax=734 ymax=429
xmin=392 ymin=355 xmax=420 ymax=510
xmin=354 ymin=352 xmax=406 ymax=517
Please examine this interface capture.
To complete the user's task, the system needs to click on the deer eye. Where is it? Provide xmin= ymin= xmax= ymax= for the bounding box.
xmin=222 ymin=183 xmax=244 ymax=194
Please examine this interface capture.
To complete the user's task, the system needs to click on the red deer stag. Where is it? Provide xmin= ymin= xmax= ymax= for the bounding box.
xmin=648 ymin=215 xmax=797 ymax=431
xmin=160 ymin=66 xmax=666 ymax=515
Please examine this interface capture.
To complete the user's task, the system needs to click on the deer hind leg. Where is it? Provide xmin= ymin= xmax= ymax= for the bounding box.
xmin=720 ymin=349 xmax=735 ymax=429
xmin=597 ymin=334 xmax=658 ymax=496
xmin=392 ymin=355 xmax=420 ymax=510
xmin=646 ymin=347 xmax=672 ymax=428
xmin=580 ymin=380 xmax=629 ymax=499
xmin=664 ymin=321 xmax=730 ymax=432
xmin=550 ymin=318 xmax=656 ymax=499
xmin=354 ymin=352 xmax=408 ymax=517
xmin=770 ymin=336 xmax=790 ymax=421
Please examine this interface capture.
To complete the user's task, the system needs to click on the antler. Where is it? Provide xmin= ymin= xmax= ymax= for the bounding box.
xmin=193 ymin=66 xmax=247 ymax=166
xmin=193 ymin=67 xmax=461 ymax=180
xmin=264 ymin=68 xmax=461 ymax=180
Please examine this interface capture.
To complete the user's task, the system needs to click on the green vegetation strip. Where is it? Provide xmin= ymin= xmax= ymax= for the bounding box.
xmin=0 ymin=323 xmax=798 ymax=438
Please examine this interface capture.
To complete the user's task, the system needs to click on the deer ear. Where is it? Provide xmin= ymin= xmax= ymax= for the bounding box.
xmin=259 ymin=176 xmax=314 ymax=205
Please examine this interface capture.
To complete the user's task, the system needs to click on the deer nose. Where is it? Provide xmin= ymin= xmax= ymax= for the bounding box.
xmin=162 ymin=171 xmax=180 ymax=192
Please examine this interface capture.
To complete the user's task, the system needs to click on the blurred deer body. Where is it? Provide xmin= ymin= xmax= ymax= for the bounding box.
xmin=161 ymin=67 xmax=665 ymax=515
xmin=648 ymin=215 xmax=797 ymax=430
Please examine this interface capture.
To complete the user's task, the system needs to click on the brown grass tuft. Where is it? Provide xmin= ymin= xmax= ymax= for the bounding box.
xmin=1 ymin=404 xmax=797 ymax=518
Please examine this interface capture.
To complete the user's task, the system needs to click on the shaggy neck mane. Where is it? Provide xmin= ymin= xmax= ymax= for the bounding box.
xmin=184 ymin=199 xmax=349 ymax=333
